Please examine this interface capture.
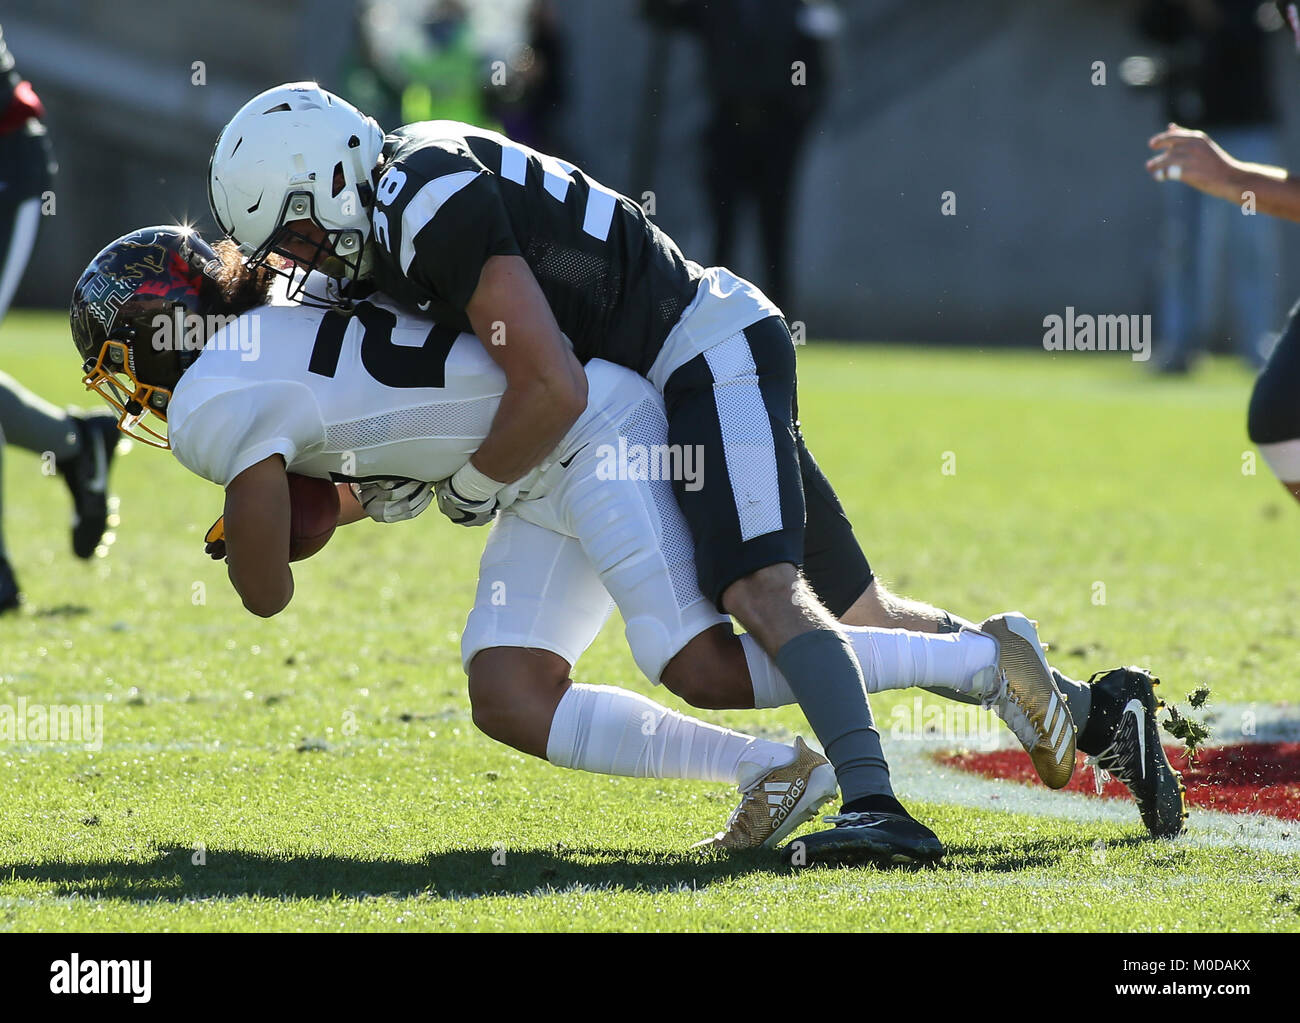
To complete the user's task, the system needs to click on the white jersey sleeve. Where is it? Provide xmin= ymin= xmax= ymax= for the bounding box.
xmin=169 ymin=376 xmax=326 ymax=487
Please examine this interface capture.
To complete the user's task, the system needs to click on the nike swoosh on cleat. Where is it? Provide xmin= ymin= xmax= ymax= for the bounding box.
xmin=1123 ymin=698 xmax=1147 ymax=779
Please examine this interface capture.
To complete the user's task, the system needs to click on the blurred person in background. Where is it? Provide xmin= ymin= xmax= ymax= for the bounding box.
xmin=398 ymin=0 xmax=491 ymax=128
xmin=0 ymin=22 xmax=120 ymax=613
xmin=1137 ymin=0 xmax=1283 ymax=373
xmin=1146 ymin=3 xmax=1300 ymax=506
xmin=643 ymin=0 xmax=839 ymax=310
xmin=340 ymin=4 xmax=405 ymax=136
xmin=487 ymin=0 xmax=569 ymax=156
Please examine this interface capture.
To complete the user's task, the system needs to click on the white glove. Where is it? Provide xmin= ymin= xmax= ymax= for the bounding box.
xmin=435 ymin=477 xmax=498 ymax=526
xmin=354 ymin=477 xmax=435 ymax=524
xmin=436 ymin=461 xmax=514 ymax=527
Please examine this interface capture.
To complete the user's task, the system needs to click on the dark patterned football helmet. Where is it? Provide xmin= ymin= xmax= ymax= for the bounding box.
xmin=69 ymin=226 xmax=222 ymax=448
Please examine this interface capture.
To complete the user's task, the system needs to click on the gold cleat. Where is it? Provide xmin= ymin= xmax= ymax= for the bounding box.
xmin=979 ymin=613 xmax=1077 ymax=789
xmin=695 ymin=737 xmax=838 ymax=851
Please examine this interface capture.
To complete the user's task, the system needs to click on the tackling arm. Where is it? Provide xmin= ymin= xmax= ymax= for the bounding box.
xmin=386 ymin=149 xmax=586 ymax=507
xmin=461 ymin=254 xmax=588 ymax=489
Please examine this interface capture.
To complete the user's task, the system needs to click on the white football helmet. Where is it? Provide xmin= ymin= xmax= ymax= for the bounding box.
xmin=208 ymin=83 xmax=384 ymax=296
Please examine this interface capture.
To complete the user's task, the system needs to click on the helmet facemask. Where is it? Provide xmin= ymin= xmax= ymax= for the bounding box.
xmin=80 ymin=291 xmax=216 ymax=449
xmin=81 ymin=337 xmax=176 ymax=449
xmin=242 ymin=189 xmax=369 ymax=307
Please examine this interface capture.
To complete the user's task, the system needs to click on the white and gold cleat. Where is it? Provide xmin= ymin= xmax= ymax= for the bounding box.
xmin=978 ymin=613 xmax=1077 ymax=789
xmin=695 ymin=737 xmax=839 ymax=851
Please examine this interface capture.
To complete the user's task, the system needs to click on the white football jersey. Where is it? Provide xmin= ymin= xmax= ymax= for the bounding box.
xmin=167 ymin=289 xmax=729 ymax=686
xmin=170 ymin=295 xmax=521 ymax=489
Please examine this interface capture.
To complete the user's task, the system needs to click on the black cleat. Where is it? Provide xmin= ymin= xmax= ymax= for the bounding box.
xmin=781 ymin=811 xmax=945 ymax=867
xmin=57 ymin=412 xmax=120 ymax=559
xmin=0 ymin=556 xmax=21 ymax=614
xmin=1078 ymin=667 xmax=1188 ymax=839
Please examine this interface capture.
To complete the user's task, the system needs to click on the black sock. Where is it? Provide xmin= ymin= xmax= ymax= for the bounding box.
xmin=1077 ymin=683 xmax=1114 ymax=756
xmin=840 ymin=794 xmax=912 ymax=819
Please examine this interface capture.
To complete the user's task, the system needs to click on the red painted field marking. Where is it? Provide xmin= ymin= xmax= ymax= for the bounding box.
xmin=936 ymin=742 xmax=1300 ymax=821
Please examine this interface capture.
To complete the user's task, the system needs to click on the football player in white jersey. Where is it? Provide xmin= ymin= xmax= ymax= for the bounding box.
xmin=71 ymin=227 xmax=1188 ymax=853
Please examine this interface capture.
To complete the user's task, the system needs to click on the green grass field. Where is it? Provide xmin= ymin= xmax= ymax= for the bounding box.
xmin=2 ymin=309 xmax=1298 ymax=932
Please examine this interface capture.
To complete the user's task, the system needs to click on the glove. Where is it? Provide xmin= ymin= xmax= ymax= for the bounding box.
xmin=204 ymin=515 xmax=227 ymax=560
xmin=435 ymin=477 xmax=498 ymax=526
xmin=435 ymin=461 xmax=513 ymax=527
xmin=355 ymin=477 xmax=435 ymax=524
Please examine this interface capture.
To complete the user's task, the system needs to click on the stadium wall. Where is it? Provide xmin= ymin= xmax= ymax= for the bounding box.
xmin=8 ymin=0 xmax=1300 ymax=346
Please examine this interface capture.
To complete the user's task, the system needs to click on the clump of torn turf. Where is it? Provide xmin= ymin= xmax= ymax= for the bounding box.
xmin=1187 ymin=683 xmax=1211 ymax=709
xmin=1162 ymin=700 xmax=1211 ymax=760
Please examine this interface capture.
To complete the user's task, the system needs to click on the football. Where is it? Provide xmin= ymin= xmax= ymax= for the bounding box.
xmin=287 ymin=473 xmax=339 ymax=562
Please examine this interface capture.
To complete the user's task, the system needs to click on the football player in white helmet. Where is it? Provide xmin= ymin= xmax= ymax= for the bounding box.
xmin=207 ymin=84 xmax=383 ymax=298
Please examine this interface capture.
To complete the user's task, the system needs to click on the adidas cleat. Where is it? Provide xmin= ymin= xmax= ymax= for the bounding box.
xmin=780 ymin=810 xmax=944 ymax=867
xmin=979 ymin=613 xmax=1077 ymax=788
xmin=696 ymin=736 xmax=838 ymax=851
xmin=58 ymin=411 xmax=120 ymax=559
xmin=1079 ymin=667 xmax=1188 ymax=838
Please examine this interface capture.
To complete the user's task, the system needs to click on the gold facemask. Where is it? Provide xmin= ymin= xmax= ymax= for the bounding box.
xmin=81 ymin=340 xmax=172 ymax=449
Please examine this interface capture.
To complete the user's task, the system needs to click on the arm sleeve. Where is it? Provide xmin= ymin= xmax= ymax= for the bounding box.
xmin=169 ymin=379 xmax=326 ymax=487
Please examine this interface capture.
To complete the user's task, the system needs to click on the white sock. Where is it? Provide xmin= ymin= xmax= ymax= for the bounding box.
xmin=546 ymin=683 xmax=791 ymax=783
xmin=742 ymin=632 xmax=796 ymax=709
xmin=741 ymin=628 xmax=998 ymax=708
